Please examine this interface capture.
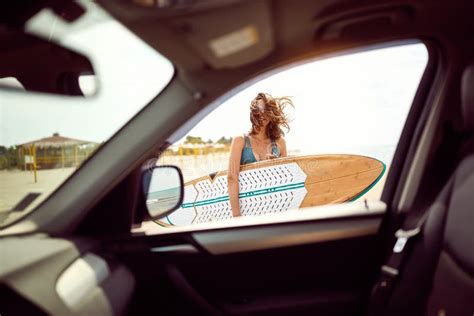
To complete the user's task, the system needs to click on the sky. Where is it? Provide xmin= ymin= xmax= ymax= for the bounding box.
xmin=179 ymin=44 xmax=428 ymax=162
xmin=0 ymin=1 xmax=428 ymax=165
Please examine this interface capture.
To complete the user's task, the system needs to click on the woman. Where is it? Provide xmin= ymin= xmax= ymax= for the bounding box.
xmin=227 ymin=92 xmax=294 ymax=217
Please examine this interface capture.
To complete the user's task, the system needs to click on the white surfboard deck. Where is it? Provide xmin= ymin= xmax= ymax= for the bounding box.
xmin=165 ymin=161 xmax=308 ymax=226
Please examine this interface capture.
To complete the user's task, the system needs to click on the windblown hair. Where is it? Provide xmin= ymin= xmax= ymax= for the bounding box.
xmin=249 ymin=92 xmax=294 ymax=140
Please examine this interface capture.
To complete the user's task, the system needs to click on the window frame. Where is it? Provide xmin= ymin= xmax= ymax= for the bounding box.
xmin=137 ymin=39 xmax=435 ymax=235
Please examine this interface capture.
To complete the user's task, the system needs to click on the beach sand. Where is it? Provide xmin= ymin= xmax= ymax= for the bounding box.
xmin=0 ymin=167 xmax=76 ymax=213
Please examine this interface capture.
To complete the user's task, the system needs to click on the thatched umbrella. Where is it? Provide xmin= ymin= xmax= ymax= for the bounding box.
xmin=19 ymin=133 xmax=90 ymax=148
xmin=17 ymin=133 xmax=97 ymax=182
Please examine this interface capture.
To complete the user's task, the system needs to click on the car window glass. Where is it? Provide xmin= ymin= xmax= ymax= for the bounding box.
xmin=147 ymin=43 xmax=428 ymax=229
xmin=0 ymin=2 xmax=174 ymax=227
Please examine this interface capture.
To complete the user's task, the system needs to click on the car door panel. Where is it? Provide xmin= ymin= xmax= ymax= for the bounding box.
xmin=117 ymin=203 xmax=384 ymax=315
xmin=193 ymin=214 xmax=380 ymax=255
xmin=177 ymin=236 xmax=378 ymax=315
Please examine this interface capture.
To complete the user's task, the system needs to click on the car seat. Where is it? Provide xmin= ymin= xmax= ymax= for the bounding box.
xmin=368 ymin=64 xmax=474 ymax=316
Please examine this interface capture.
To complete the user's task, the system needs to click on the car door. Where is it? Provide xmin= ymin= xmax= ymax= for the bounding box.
xmin=106 ymin=43 xmax=434 ymax=315
xmin=114 ymin=201 xmax=384 ymax=315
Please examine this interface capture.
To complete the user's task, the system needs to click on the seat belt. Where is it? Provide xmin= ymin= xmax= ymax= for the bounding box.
xmin=369 ymin=214 xmax=427 ymax=314
xmin=368 ymin=127 xmax=467 ymax=315
xmin=368 ymin=177 xmax=454 ymax=315
xmin=368 ymin=126 xmax=468 ymax=314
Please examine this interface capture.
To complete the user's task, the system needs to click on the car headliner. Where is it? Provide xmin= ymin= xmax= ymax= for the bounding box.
xmin=98 ymin=0 xmax=472 ymax=100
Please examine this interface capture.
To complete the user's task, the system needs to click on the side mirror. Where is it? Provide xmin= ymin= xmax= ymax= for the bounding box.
xmin=142 ymin=165 xmax=184 ymax=219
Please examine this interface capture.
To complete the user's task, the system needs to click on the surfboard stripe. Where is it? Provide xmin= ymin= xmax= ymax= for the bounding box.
xmin=181 ymin=182 xmax=306 ymax=208
xmin=349 ymin=161 xmax=386 ymax=202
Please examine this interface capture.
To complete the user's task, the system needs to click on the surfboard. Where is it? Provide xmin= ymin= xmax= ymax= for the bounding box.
xmin=158 ymin=154 xmax=385 ymax=226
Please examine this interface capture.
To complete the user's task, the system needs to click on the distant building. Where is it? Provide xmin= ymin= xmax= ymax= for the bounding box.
xmin=17 ymin=133 xmax=98 ymax=169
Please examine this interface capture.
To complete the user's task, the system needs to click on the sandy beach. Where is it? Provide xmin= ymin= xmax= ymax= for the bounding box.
xmin=0 ymin=167 xmax=76 ymax=213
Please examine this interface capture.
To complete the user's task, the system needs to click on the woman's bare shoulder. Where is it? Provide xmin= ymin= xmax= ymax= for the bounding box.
xmin=276 ymin=136 xmax=286 ymax=145
xmin=231 ymin=135 xmax=245 ymax=147
xmin=233 ymin=135 xmax=245 ymax=142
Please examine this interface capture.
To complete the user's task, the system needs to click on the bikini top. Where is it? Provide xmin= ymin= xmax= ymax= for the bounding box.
xmin=240 ymin=135 xmax=280 ymax=165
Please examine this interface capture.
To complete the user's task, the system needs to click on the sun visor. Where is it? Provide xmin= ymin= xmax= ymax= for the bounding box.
xmin=171 ymin=0 xmax=273 ymax=69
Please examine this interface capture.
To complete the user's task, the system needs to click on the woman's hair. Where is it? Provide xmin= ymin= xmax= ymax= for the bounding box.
xmin=249 ymin=92 xmax=293 ymax=140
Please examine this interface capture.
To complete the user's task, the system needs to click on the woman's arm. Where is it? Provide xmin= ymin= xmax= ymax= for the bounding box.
xmin=228 ymin=136 xmax=244 ymax=217
xmin=277 ymin=137 xmax=288 ymax=157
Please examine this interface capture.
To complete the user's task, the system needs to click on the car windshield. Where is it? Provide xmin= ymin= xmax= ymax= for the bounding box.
xmin=0 ymin=2 xmax=174 ymax=227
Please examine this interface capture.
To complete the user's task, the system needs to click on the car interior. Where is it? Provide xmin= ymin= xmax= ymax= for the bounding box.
xmin=0 ymin=0 xmax=473 ymax=315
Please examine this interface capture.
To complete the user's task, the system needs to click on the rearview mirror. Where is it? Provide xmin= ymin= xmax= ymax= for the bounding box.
xmin=0 ymin=4 xmax=97 ymax=97
xmin=142 ymin=165 xmax=184 ymax=219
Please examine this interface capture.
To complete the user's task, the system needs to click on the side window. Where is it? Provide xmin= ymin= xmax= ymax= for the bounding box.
xmin=155 ymin=43 xmax=428 ymax=228
xmin=0 ymin=2 xmax=174 ymax=224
